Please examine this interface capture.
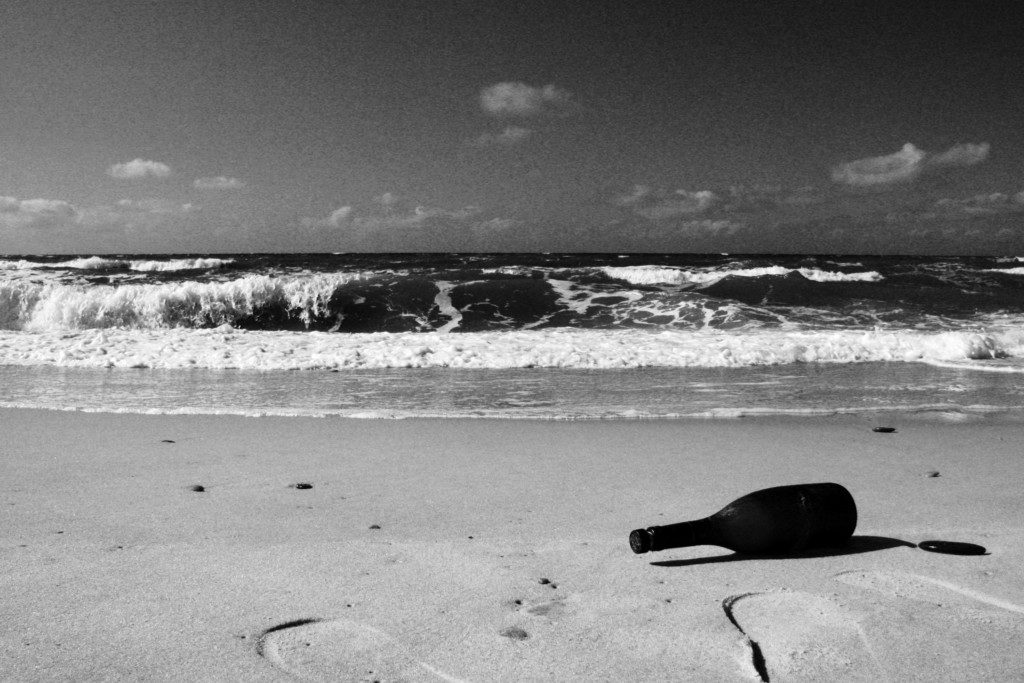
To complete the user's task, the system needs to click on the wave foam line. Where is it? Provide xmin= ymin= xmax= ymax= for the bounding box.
xmin=0 ymin=256 xmax=234 ymax=271
xmin=601 ymin=265 xmax=883 ymax=286
xmin=0 ymin=400 xmax=1014 ymax=421
xmin=0 ymin=327 xmax=1019 ymax=371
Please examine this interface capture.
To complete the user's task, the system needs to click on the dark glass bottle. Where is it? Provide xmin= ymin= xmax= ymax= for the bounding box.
xmin=629 ymin=482 xmax=857 ymax=555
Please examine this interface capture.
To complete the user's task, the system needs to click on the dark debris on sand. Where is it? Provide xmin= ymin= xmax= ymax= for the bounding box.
xmin=499 ymin=626 xmax=529 ymax=640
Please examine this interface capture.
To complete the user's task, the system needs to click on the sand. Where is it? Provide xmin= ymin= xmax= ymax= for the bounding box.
xmin=1 ymin=408 xmax=1023 ymax=681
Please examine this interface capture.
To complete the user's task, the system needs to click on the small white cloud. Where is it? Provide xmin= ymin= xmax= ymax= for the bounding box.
xmin=194 ymin=176 xmax=246 ymax=190
xmin=935 ymin=192 xmax=1018 ymax=215
xmin=831 ymin=142 xmax=990 ymax=187
xmin=929 ymin=142 xmax=990 ymax=169
xmin=677 ymin=218 xmax=744 ymax=234
xmin=307 ymin=200 xmax=481 ymax=232
xmin=613 ymin=185 xmax=652 ymax=207
xmin=373 ymin=192 xmax=400 ymax=207
xmin=107 ymin=158 xmax=172 ymax=179
xmin=0 ymin=196 xmax=77 ymax=228
xmin=831 ymin=143 xmax=926 ymax=187
xmin=615 ymin=186 xmax=718 ymax=220
xmin=327 ymin=206 xmax=353 ymax=227
xmin=472 ymin=126 xmax=533 ymax=147
xmin=480 ymin=82 xmax=574 ymax=117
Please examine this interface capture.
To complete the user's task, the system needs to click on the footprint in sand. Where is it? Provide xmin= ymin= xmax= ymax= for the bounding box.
xmin=834 ymin=569 xmax=1024 ymax=615
xmin=834 ymin=570 xmax=1024 ymax=678
xmin=722 ymin=591 xmax=884 ymax=682
xmin=256 ymin=618 xmax=463 ymax=682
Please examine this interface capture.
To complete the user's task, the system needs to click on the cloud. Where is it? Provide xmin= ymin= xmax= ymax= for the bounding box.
xmin=373 ymin=192 xmax=400 ymax=207
xmin=933 ymin=192 xmax=1023 ymax=216
xmin=677 ymin=218 xmax=744 ymax=234
xmin=194 ymin=176 xmax=246 ymax=190
xmin=831 ymin=142 xmax=990 ymax=187
xmin=830 ymin=143 xmax=926 ymax=186
xmin=107 ymin=158 xmax=173 ymax=179
xmin=614 ymin=185 xmax=718 ymax=219
xmin=306 ymin=196 xmax=482 ymax=233
xmin=472 ymin=126 xmax=533 ymax=147
xmin=326 ymin=206 xmax=353 ymax=227
xmin=0 ymin=196 xmax=78 ymax=228
xmin=929 ymin=142 xmax=990 ymax=169
xmin=480 ymin=82 xmax=575 ymax=117
xmin=613 ymin=184 xmax=652 ymax=207
xmin=0 ymin=196 xmax=77 ymax=231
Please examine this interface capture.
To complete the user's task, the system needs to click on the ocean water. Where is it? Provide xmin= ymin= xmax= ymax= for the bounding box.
xmin=1 ymin=252 xmax=1022 ymax=419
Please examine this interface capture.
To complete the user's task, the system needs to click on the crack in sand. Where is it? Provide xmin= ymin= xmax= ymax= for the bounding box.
xmin=722 ymin=594 xmax=772 ymax=682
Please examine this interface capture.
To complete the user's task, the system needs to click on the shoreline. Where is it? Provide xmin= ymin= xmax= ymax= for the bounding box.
xmin=3 ymin=409 xmax=1023 ymax=679
xmin=3 ymin=361 xmax=1024 ymax=422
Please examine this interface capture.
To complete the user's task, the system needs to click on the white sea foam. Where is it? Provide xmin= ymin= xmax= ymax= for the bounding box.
xmin=127 ymin=258 xmax=235 ymax=271
xmin=985 ymin=267 xmax=1024 ymax=275
xmin=0 ymin=273 xmax=367 ymax=331
xmin=600 ymin=265 xmax=883 ymax=286
xmin=0 ymin=256 xmax=234 ymax=271
xmin=0 ymin=399 xmax=1011 ymax=420
xmin=432 ymin=280 xmax=462 ymax=333
xmin=0 ymin=326 xmax=1020 ymax=371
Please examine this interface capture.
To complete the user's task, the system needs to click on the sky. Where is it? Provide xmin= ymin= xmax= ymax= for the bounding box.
xmin=2 ymin=0 xmax=1023 ymax=255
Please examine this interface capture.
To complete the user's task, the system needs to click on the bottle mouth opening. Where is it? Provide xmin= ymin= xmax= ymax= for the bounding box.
xmin=629 ymin=528 xmax=652 ymax=554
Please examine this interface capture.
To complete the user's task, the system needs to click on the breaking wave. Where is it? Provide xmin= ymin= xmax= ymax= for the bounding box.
xmin=0 ymin=256 xmax=234 ymax=271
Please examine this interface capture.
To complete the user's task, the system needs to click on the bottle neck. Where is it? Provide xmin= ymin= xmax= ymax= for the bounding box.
xmin=647 ymin=517 xmax=714 ymax=552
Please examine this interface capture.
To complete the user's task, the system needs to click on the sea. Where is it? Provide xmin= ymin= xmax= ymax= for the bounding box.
xmin=1 ymin=252 xmax=1023 ymax=420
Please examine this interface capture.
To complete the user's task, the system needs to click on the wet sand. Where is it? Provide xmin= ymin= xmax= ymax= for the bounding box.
xmin=2 ymin=409 xmax=1023 ymax=680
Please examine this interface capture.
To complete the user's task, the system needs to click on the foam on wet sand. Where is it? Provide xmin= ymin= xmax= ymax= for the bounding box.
xmin=2 ymin=409 xmax=1023 ymax=680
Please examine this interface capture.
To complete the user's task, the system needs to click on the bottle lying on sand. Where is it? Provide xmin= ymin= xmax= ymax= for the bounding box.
xmin=629 ymin=482 xmax=857 ymax=555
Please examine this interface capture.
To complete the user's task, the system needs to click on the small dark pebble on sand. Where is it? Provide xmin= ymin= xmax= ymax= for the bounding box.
xmin=160 ymin=440 xmax=175 ymax=443
xmin=872 ymin=427 xmax=896 ymax=433
xmin=927 ymin=471 xmax=941 ymax=478
xmin=189 ymin=485 xmax=205 ymax=492
xmin=369 ymin=524 xmax=381 ymax=530
xmin=499 ymin=626 xmax=529 ymax=640
xmin=290 ymin=483 xmax=313 ymax=490
xmin=538 ymin=578 xmax=551 ymax=585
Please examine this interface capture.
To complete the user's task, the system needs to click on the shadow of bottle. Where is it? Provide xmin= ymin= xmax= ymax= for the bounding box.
xmin=649 ymin=535 xmax=915 ymax=567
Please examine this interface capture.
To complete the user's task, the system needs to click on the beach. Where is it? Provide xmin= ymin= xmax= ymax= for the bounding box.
xmin=3 ymin=408 xmax=1022 ymax=681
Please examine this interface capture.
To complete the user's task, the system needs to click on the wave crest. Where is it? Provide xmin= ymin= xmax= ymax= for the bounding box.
xmin=601 ymin=265 xmax=883 ymax=286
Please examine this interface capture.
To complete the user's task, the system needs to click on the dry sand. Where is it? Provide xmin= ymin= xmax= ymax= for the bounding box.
xmin=1 ymin=408 xmax=1023 ymax=681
